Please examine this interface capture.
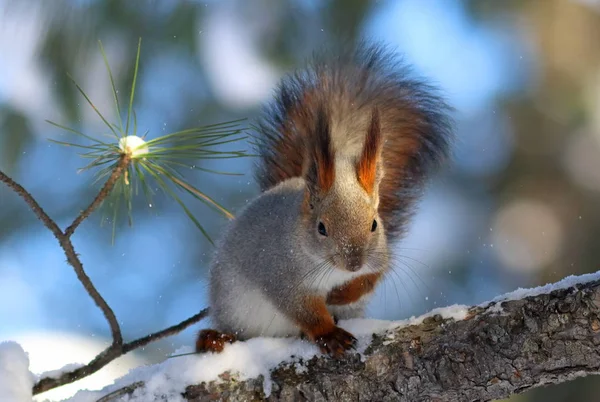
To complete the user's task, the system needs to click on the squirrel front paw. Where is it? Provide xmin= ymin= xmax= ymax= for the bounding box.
xmin=314 ymin=326 xmax=357 ymax=358
xmin=195 ymin=329 xmax=237 ymax=353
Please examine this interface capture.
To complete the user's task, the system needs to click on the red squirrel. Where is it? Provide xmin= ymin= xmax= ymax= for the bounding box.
xmin=195 ymin=43 xmax=453 ymax=357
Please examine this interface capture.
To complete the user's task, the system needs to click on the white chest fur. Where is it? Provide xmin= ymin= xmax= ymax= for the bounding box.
xmin=230 ymin=289 xmax=300 ymax=338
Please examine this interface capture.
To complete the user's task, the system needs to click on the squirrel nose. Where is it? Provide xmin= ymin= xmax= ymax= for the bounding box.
xmin=344 ymin=248 xmax=364 ymax=272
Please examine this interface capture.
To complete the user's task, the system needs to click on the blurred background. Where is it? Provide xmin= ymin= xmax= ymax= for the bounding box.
xmin=0 ymin=0 xmax=599 ymax=401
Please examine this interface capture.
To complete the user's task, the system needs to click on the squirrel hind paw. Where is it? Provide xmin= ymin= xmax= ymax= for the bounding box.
xmin=314 ymin=326 xmax=357 ymax=358
xmin=195 ymin=329 xmax=237 ymax=354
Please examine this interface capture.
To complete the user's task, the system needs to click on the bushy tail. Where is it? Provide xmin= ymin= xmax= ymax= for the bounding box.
xmin=252 ymin=42 xmax=454 ymax=242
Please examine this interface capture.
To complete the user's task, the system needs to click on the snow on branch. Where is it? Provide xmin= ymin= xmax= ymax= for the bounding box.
xmin=56 ymin=271 xmax=600 ymax=402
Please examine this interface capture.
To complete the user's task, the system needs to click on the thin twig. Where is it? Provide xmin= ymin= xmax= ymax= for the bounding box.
xmin=32 ymin=309 xmax=210 ymax=395
xmin=65 ymin=154 xmax=131 ymax=237
xmin=96 ymin=381 xmax=144 ymax=402
xmin=122 ymin=308 xmax=210 ymax=353
xmin=0 ymin=171 xmax=64 ymax=241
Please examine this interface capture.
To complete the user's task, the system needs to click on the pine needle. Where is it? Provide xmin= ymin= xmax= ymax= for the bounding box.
xmin=46 ymin=37 xmax=249 ymax=244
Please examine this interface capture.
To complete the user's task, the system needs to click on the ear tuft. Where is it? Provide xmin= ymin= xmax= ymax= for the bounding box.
xmin=357 ymin=108 xmax=383 ymax=195
xmin=304 ymin=106 xmax=335 ymax=195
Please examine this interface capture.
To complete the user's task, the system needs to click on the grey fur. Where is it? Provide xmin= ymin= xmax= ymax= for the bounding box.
xmin=206 ymin=42 xmax=452 ymax=341
xmin=210 ymin=172 xmax=387 ymax=339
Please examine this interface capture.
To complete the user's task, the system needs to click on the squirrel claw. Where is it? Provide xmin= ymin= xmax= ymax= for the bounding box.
xmin=195 ymin=329 xmax=237 ymax=354
xmin=314 ymin=326 xmax=357 ymax=358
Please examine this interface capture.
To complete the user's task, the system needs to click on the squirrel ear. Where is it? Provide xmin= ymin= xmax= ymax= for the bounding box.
xmin=357 ymin=108 xmax=384 ymax=195
xmin=304 ymin=106 xmax=335 ymax=198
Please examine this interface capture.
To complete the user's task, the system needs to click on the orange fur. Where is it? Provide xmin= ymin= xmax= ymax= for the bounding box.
xmin=269 ymin=139 xmax=304 ymax=186
xmin=269 ymin=90 xmax=320 ymax=185
xmin=326 ymin=272 xmax=382 ymax=305
xmin=295 ymin=295 xmax=336 ymax=339
xmin=314 ymin=327 xmax=356 ymax=357
xmin=357 ymin=109 xmax=383 ymax=195
xmin=316 ymin=152 xmax=335 ymax=191
xmin=294 ymin=295 xmax=356 ymax=357
xmin=195 ymin=329 xmax=237 ymax=354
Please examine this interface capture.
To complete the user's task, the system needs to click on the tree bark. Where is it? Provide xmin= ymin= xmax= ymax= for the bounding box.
xmin=179 ymin=277 xmax=600 ymax=401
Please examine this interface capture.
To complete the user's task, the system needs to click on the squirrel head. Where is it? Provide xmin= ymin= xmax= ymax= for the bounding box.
xmin=301 ymin=107 xmax=387 ymax=273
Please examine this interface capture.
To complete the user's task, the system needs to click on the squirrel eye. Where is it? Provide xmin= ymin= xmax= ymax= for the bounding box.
xmin=371 ymin=219 xmax=378 ymax=232
xmin=317 ymin=222 xmax=328 ymax=236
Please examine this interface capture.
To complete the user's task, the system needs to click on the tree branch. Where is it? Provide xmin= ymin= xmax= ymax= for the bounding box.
xmin=1 ymin=167 xmax=124 ymax=349
xmin=32 ymin=308 xmax=209 ymax=395
xmin=64 ymin=154 xmax=131 ymax=237
xmin=122 ymin=309 xmax=210 ymax=353
xmin=173 ymin=276 xmax=600 ymax=401
xmin=58 ymin=235 xmax=123 ymax=345
xmin=0 ymin=167 xmax=210 ymax=396
xmin=0 ymin=171 xmax=64 ymax=241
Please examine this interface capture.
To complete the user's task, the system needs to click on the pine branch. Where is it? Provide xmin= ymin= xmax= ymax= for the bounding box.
xmin=65 ymin=154 xmax=131 ymax=237
xmin=48 ymin=37 xmax=248 ymax=245
xmin=0 ymin=169 xmax=210 ymax=396
xmin=0 ymin=37 xmax=247 ymax=398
